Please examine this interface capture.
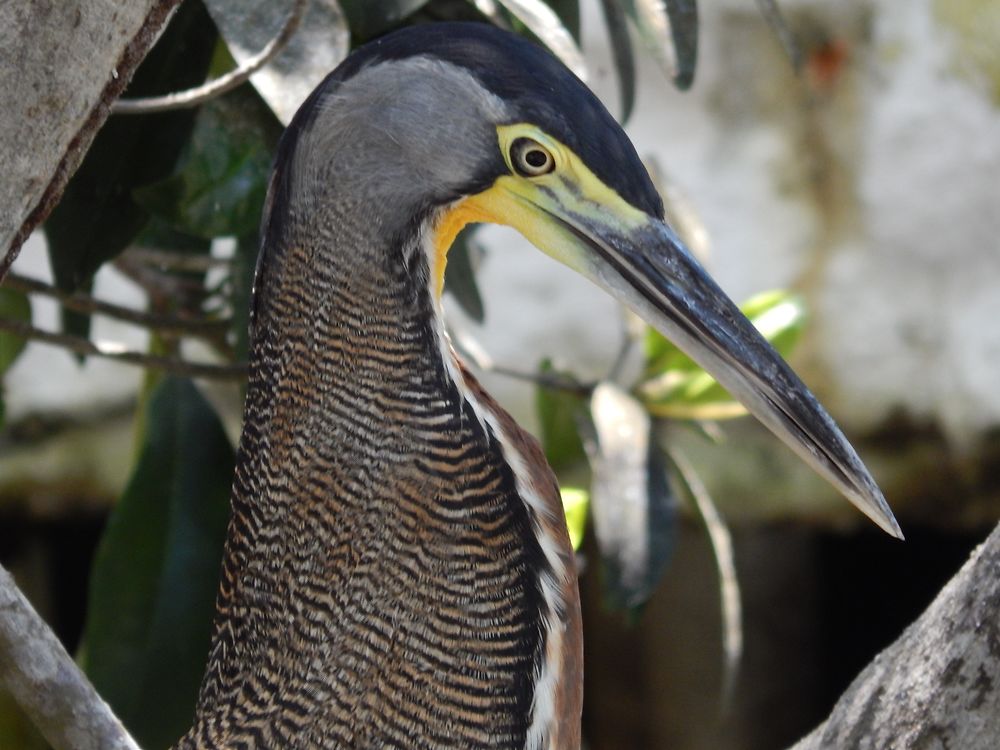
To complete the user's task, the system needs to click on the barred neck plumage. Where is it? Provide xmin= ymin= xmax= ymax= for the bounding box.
xmin=173 ymin=174 xmax=582 ymax=748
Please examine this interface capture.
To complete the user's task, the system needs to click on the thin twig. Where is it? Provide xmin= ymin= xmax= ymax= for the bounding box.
xmin=113 ymin=0 xmax=309 ymax=114
xmin=124 ymin=247 xmax=234 ymax=272
xmin=491 ymin=364 xmax=593 ymax=396
xmin=0 ymin=564 xmax=141 ymax=750
xmin=449 ymin=327 xmax=593 ymax=395
xmin=0 ymin=317 xmax=247 ymax=381
xmin=671 ymin=446 xmax=743 ymax=713
xmin=3 ymin=273 xmax=230 ymax=339
xmin=113 ymin=255 xmax=216 ymax=306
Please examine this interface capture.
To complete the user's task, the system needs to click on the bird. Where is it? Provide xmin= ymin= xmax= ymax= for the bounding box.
xmin=173 ymin=21 xmax=901 ymax=750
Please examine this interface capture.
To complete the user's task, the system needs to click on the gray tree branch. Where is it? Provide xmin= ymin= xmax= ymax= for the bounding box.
xmin=0 ymin=564 xmax=140 ymax=750
xmin=790 ymin=522 xmax=1000 ymax=750
xmin=0 ymin=0 xmax=183 ymax=282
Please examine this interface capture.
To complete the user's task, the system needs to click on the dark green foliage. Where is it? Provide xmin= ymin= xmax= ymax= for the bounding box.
xmin=600 ymin=0 xmax=637 ymax=121
xmin=341 ymin=0 xmax=432 ymax=40
xmin=0 ymin=287 xmax=30 ymax=427
xmin=81 ymin=378 xmax=234 ymax=749
xmin=43 ymin=0 xmax=218 ymax=295
xmin=0 ymin=289 xmax=29 ymax=376
xmin=134 ymin=86 xmax=282 ymax=241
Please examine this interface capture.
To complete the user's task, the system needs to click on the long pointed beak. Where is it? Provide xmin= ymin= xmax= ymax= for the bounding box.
xmin=458 ymin=142 xmax=901 ymax=538
xmin=551 ymin=209 xmax=903 ymax=539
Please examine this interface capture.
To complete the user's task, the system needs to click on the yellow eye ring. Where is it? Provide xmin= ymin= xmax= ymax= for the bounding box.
xmin=510 ymin=137 xmax=555 ymax=177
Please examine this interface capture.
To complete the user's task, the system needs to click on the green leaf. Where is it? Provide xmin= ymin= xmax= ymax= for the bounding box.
xmin=561 ymin=486 xmax=590 ymax=551
xmin=82 ymin=378 xmax=234 ymax=749
xmin=600 ymin=0 xmax=637 ymax=122
xmin=44 ymin=0 xmax=219 ymax=294
xmin=535 ymin=359 xmax=587 ymax=471
xmin=0 ymin=289 xmax=30 ymax=375
xmin=443 ymin=225 xmax=485 ymax=322
xmin=587 ymin=382 xmax=675 ymax=611
xmin=624 ymin=0 xmax=698 ymax=90
xmin=546 ymin=0 xmax=581 ymax=41
xmin=739 ymin=288 xmax=807 ymax=358
xmin=664 ymin=0 xmax=698 ymax=89
xmin=341 ymin=0 xmax=432 ymax=40
xmin=639 ymin=289 xmax=807 ymax=420
xmin=134 ymin=86 xmax=282 ymax=240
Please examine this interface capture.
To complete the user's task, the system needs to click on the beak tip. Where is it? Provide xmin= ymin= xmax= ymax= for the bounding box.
xmin=886 ymin=515 xmax=906 ymax=541
xmin=859 ymin=488 xmax=904 ymax=540
xmin=877 ymin=512 xmax=906 ymax=541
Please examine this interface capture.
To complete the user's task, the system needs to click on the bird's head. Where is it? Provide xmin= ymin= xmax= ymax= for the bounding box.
xmin=262 ymin=22 xmax=901 ymax=538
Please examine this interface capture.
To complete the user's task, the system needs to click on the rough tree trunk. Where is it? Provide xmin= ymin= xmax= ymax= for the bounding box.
xmin=0 ymin=0 xmax=182 ymax=279
xmin=791 ymin=522 xmax=1000 ymax=749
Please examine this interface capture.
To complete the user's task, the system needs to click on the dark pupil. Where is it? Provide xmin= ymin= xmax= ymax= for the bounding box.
xmin=525 ymin=149 xmax=548 ymax=169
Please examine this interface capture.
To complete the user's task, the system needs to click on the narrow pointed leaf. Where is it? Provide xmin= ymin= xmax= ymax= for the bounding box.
xmin=625 ymin=0 xmax=698 ymax=89
xmin=671 ymin=447 xmax=742 ymax=706
xmin=664 ymin=0 xmax=698 ymax=89
xmin=588 ymin=382 xmax=675 ymax=610
xmin=82 ymin=378 xmax=234 ymax=749
xmin=496 ymin=0 xmax=587 ymax=80
xmin=443 ymin=225 xmax=486 ymax=322
xmin=600 ymin=0 xmax=637 ymax=122
xmin=546 ymin=0 xmax=582 ymax=41
xmin=205 ymin=0 xmax=350 ymax=124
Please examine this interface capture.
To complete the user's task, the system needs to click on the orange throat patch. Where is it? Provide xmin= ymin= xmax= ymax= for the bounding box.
xmin=431 ymin=194 xmax=503 ymax=301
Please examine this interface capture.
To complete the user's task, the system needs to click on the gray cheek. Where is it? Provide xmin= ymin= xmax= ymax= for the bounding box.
xmin=290 ymin=56 xmax=510 ymax=231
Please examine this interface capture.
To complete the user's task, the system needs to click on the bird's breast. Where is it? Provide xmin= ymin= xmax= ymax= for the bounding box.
xmin=183 ymin=331 xmax=579 ymax=748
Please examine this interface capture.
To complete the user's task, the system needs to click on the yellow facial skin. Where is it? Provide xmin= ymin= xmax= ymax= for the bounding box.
xmin=431 ymin=123 xmax=649 ymax=300
xmin=430 ymin=125 xmax=904 ymax=540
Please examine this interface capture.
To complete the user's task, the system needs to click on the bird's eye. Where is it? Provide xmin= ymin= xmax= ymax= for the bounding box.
xmin=510 ymin=138 xmax=555 ymax=177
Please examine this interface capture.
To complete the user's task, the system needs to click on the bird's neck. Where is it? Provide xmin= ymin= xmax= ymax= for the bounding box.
xmin=179 ymin=221 xmax=580 ymax=748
